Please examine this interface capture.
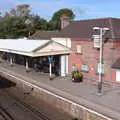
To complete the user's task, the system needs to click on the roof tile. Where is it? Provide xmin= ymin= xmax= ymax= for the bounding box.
xmin=56 ymin=18 xmax=120 ymax=40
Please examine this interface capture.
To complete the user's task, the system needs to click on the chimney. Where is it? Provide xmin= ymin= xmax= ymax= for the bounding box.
xmin=60 ymin=15 xmax=70 ymax=30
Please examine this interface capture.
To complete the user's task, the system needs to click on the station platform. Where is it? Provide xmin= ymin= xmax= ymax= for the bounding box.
xmin=0 ymin=61 xmax=120 ymax=120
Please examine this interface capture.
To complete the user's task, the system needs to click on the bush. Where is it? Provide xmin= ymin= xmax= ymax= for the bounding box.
xmin=72 ymin=70 xmax=83 ymax=82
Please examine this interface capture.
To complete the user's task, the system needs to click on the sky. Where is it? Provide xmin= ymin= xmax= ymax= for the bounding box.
xmin=0 ymin=0 xmax=120 ymax=20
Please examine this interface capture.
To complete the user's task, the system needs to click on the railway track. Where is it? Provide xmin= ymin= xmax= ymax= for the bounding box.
xmin=0 ymin=75 xmax=72 ymax=120
xmin=0 ymin=90 xmax=53 ymax=120
xmin=12 ymin=95 xmax=53 ymax=120
xmin=0 ymin=106 xmax=14 ymax=120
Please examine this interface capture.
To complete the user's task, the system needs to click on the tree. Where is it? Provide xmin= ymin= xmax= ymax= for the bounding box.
xmin=0 ymin=4 xmax=49 ymax=38
xmin=0 ymin=4 xmax=32 ymax=38
xmin=6 ymin=4 xmax=30 ymax=17
xmin=29 ymin=15 xmax=48 ymax=30
xmin=50 ymin=8 xmax=75 ymax=30
xmin=0 ymin=16 xmax=27 ymax=38
xmin=0 ymin=5 xmax=76 ymax=38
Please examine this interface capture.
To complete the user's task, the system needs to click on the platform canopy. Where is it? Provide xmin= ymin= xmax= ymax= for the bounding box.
xmin=0 ymin=39 xmax=70 ymax=57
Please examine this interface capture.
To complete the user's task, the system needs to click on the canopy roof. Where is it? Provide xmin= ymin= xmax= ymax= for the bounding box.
xmin=0 ymin=39 xmax=50 ymax=52
xmin=0 ymin=39 xmax=70 ymax=57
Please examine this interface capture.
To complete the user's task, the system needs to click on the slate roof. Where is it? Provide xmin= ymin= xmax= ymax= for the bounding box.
xmin=29 ymin=31 xmax=58 ymax=40
xmin=56 ymin=17 xmax=120 ymax=41
xmin=112 ymin=58 xmax=120 ymax=69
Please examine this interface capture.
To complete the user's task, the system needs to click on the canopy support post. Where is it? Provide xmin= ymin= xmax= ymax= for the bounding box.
xmin=26 ymin=58 xmax=29 ymax=72
xmin=10 ymin=54 xmax=13 ymax=67
xmin=48 ymin=56 xmax=53 ymax=80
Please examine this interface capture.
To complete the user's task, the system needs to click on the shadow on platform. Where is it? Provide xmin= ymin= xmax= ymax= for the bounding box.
xmin=0 ymin=76 xmax=16 ymax=88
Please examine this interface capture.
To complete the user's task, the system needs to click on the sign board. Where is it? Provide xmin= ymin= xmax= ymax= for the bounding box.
xmin=93 ymin=35 xmax=100 ymax=48
xmin=81 ymin=64 xmax=89 ymax=72
xmin=98 ymin=63 xmax=104 ymax=74
xmin=48 ymin=56 xmax=53 ymax=63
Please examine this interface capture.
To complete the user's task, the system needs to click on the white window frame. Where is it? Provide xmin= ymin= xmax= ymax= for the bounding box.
xmin=93 ymin=35 xmax=100 ymax=48
xmin=76 ymin=45 xmax=82 ymax=53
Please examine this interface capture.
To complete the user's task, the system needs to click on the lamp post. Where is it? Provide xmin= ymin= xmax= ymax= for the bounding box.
xmin=93 ymin=27 xmax=109 ymax=93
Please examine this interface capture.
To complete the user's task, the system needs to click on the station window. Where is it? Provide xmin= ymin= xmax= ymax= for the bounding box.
xmin=76 ymin=45 xmax=82 ymax=54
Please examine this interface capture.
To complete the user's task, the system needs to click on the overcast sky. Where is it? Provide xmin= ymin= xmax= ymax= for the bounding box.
xmin=0 ymin=0 xmax=120 ymax=20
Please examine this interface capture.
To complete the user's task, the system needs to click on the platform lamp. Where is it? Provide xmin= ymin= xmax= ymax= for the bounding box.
xmin=93 ymin=27 xmax=109 ymax=94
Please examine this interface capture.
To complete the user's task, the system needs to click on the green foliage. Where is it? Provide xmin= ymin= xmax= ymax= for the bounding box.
xmin=47 ymin=20 xmax=60 ymax=30
xmin=0 ymin=5 xmax=76 ymax=38
xmin=0 ymin=16 xmax=28 ymax=38
xmin=0 ymin=6 xmax=48 ymax=38
xmin=72 ymin=70 xmax=83 ymax=81
xmin=52 ymin=8 xmax=75 ymax=21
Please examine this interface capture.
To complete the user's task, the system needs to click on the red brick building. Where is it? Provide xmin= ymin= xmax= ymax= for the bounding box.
xmin=55 ymin=18 xmax=120 ymax=84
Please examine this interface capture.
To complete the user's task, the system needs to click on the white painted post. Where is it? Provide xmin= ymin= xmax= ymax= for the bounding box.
xmin=10 ymin=56 xmax=13 ymax=67
xmin=60 ymin=55 xmax=66 ymax=76
xmin=48 ymin=56 xmax=52 ymax=80
xmin=66 ymin=55 xmax=68 ymax=75
xmin=49 ymin=62 xmax=52 ymax=79
xmin=98 ymin=28 xmax=103 ymax=93
xmin=26 ymin=58 xmax=29 ymax=72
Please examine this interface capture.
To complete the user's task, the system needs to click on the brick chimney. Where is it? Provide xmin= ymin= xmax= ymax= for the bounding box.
xmin=60 ymin=15 xmax=70 ymax=29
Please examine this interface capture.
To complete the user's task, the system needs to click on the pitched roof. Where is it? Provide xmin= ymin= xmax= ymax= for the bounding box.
xmin=29 ymin=31 xmax=58 ymax=40
xmin=56 ymin=18 xmax=120 ymax=40
xmin=112 ymin=58 xmax=120 ymax=69
xmin=0 ymin=39 xmax=70 ymax=57
xmin=110 ymin=18 xmax=120 ymax=40
xmin=0 ymin=39 xmax=50 ymax=52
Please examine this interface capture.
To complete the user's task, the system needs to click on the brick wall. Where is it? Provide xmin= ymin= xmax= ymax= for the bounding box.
xmin=68 ymin=39 xmax=120 ymax=83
